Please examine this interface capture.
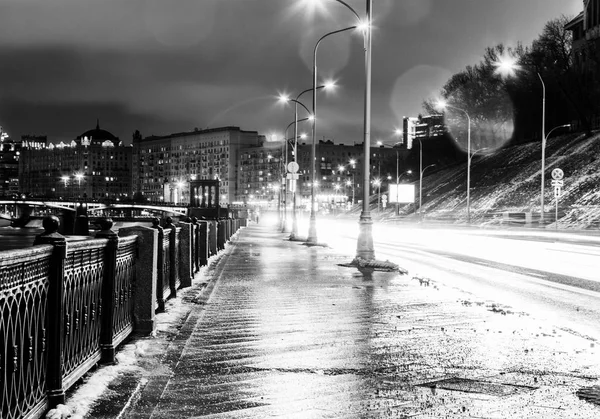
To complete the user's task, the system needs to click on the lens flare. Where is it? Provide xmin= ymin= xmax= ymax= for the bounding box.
xmin=493 ymin=53 xmax=520 ymax=78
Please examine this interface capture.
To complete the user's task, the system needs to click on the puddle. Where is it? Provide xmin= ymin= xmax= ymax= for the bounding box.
xmin=418 ymin=377 xmax=537 ymax=396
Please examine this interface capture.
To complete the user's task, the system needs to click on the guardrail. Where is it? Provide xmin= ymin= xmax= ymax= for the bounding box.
xmin=0 ymin=215 xmax=246 ymax=419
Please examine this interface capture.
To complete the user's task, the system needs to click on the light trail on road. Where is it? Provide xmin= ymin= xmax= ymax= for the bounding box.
xmin=320 ymin=217 xmax=600 ymax=341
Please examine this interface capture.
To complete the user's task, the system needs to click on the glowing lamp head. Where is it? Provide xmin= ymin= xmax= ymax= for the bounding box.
xmin=349 ymin=159 xmax=356 ymax=166
xmin=278 ymin=94 xmax=290 ymax=103
xmin=357 ymin=21 xmax=369 ymax=33
xmin=323 ymin=80 xmax=336 ymax=90
xmin=493 ymin=54 xmax=520 ymax=78
xmin=436 ymin=99 xmax=448 ymax=111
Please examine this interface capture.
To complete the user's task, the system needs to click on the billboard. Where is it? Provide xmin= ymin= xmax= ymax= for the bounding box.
xmin=388 ymin=184 xmax=415 ymax=204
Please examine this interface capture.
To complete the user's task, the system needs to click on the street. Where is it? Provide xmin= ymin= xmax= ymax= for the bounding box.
xmin=320 ymin=217 xmax=600 ymax=342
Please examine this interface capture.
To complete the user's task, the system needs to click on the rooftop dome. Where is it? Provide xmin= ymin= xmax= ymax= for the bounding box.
xmin=77 ymin=120 xmax=120 ymax=146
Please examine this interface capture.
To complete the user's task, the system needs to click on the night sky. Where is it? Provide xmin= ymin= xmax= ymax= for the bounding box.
xmin=0 ymin=0 xmax=582 ymax=145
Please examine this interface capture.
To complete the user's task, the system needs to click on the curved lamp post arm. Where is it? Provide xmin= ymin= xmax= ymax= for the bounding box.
xmin=297 ymin=85 xmax=325 ymax=102
xmin=332 ymin=0 xmax=362 ymax=22
xmin=287 ymin=98 xmax=311 ymax=116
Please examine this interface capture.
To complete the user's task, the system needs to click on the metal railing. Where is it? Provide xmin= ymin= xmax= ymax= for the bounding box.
xmin=0 ymin=214 xmax=246 ymax=418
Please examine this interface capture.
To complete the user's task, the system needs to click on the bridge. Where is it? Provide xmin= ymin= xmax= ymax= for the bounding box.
xmin=0 ymin=199 xmax=191 ymax=218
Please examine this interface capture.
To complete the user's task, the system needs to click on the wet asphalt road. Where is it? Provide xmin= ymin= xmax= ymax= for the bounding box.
xmin=88 ymin=223 xmax=600 ymax=418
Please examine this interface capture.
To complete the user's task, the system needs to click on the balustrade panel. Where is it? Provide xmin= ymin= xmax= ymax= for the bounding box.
xmin=62 ymin=240 xmax=106 ymax=388
xmin=112 ymin=236 xmax=136 ymax=347
xmin=0 ymin=247 xmax=52 ymax=419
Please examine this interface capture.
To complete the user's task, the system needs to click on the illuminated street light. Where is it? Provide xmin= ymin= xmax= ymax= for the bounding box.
xmin=307 ymin=28 xmax=356 ymax=245
xmin=280 ymin=115 xmax=310 ymax=233
xmin=310 ymin=0 xmax=380 ymax=265
xmin=436 ymin=99 xmax=474 ymax=224
xmin=373 ymin=178 xmax=381 ymax=212
xmin=279 ymin=84 xmax=333 ymax=238
xmin=493 ymin=56 xmax=569 ymax=224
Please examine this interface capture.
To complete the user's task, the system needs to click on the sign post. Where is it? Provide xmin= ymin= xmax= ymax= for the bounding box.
xmin=551 ymin=168 xmax=564 ymax=230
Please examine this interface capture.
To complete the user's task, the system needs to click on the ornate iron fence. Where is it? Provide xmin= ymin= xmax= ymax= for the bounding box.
xmin=0 ymin=214 xmax=246 ymax=418
xmin=0 ymin=246 xmax=51 ymax=419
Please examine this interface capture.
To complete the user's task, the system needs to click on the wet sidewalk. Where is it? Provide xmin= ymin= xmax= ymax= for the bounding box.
xmin=79 ymin=223 xmax=600 ymax=418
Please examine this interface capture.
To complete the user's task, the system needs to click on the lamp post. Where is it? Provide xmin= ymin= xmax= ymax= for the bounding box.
xmin=279 ymin=108 xmax=312 ymax=233
xmin=419 ymin=164 xmax=436 ymax=217
xmin=348 ymin=159 xmax=356 ymax=206
xmin=492 ymin=58 xmax=560 ymax=224
xmin=376 ymin=140 xmax=404 ymax=215
xmin=280 ymin=84 xmax=332 ymax=239
xmin=437 ymin=100 xmax=472 ymax=223
xmin=307 ymin=26 xmax=356 ymax=245
xmin=310 ymin=0 xmax=372 ymax=259
xmin=373 ymin=178 xmax=381 ymax=212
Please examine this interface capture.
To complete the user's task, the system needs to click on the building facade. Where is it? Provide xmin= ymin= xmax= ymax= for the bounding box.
xmin=294 ymin=140 xmax=404 ymax=211
xmin=565 ymin=1 xmax=600 ymax=129
xmin=19 ymin=123 xmax=132 ymax=200
xmin=0 ymin=129 xmax=21 ymax=197
xmin=237 ymin=141 xmax=283 ymax=208
xmin=132 ymin=127 xmax=265 ymax=204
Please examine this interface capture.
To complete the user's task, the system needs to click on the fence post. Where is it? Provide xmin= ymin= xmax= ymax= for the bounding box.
xmin=177 ymin=221 xmax=193 ymax=288
xmin=208 ymin=220 xmax=217 ymax=256
xmin=191 ymin=217 xmax=200 ymax=272
xmin=118 ymin=226 xmax=158 ymax=334
xmin=199 ymin=221 xmax=208 ymax=266
xmin=34 ymin=216 xmax=67 ymax=408
xmin=152 ymin=218 xmax=165 ymax=312
xmin=165 ymin=217 xmax=177 ymax=298
xmin=95 ymin=218 xmax=118 ymax=364
xmin=217 ymin=220 xmax=225 ymax=251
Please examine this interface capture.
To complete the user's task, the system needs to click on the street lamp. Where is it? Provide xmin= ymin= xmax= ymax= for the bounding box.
xmin=376 ymin=139 xmax=406 ymax=216
xmin=307 ymin=26 xmax=357 ymax=245
xmin=419 ymin=164 xmax=436 ymax=218
xmin=280 ymin=83 xmax=333 ymax=239
xmin=436 ymin=100 xmax=473 ymax=224
xmin=348 ymin=159 xmax=356 ymax=206
xmin=310 ymin=0 xmax=376 ymax=262
xmin=279 ymin=114 xmax=311 ymax=233
xmin=373 ymin=178 xmax=381 ymax=212
xmin=493 ymin=57 xmax=571 ymax=224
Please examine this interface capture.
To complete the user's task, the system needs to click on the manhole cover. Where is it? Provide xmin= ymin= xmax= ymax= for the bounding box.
xmin=577 ymin=386 xmax=600 ymax=406
xmin=418 ymin=377 xmax=536 ymax=397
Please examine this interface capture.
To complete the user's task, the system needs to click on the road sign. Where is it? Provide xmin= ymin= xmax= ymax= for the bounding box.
xmin=551 ymin=168 xmax=564 ymax=180
xmin=554 ymin=187 xmax=561 ymax=198
xmin=287 ymin=162 xmax=299 ymax=173
xmin=551 ymin=179 xmax=564 ymax=187
xmin=286 ymin=173 xmax=299 ymax=180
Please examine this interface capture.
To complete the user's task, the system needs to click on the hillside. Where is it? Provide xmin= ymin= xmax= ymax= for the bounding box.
xmin=373 ymin=131 xmax=600 ymax=229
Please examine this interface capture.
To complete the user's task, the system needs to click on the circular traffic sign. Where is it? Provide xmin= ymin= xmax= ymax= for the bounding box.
xmin=287 ymin=162 xmax=299 ymax=173
xmin=551 ymin=168 xmax=564 ymax=180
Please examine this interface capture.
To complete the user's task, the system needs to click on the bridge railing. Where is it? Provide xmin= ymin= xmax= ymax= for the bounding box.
xmin=0 ymin=214 xmax=246 ymax=418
